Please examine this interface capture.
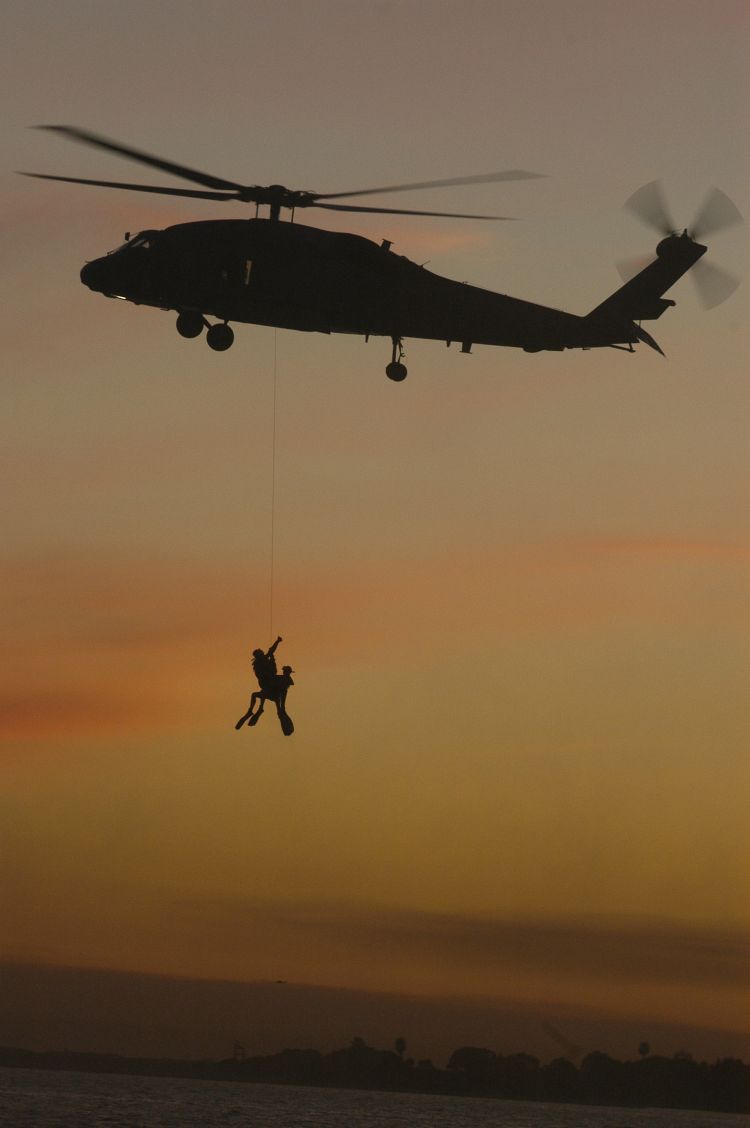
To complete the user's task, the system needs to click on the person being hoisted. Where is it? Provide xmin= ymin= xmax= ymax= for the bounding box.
xmin=254 ymin=635 xmax=282 ymax=695
xmin=235 ymin=635 xmax=295 ymax=736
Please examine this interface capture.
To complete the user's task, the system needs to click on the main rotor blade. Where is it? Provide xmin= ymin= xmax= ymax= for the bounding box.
xmin=19 ymin=171 xmax=237 ymax=201
xmin=317 ymin=201 xmax=515 ymax=220
xmin=624 ymin=180 xmax=675 ymax=236
xmin=316 ymin=170 xmax=545 ymax=201
xmin=35 ymin=125 xmax=245 ymax=192
xmin=691 ymin=259 xmax=741 ymax=309
xmin=691 ymin=187 xmax=743 ymax=240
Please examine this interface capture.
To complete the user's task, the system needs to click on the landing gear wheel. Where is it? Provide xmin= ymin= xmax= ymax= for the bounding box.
xmin=176 ymin=310 xmax=204 ymax=338
xmin=386 ymin=335 xmax=407 ymax=380
xmin=206 ymin=323 xmax=234 ymax=351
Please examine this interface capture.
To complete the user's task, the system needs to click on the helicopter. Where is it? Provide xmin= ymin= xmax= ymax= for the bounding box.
xmin=21 ymin=127 xmax=743 ymax=379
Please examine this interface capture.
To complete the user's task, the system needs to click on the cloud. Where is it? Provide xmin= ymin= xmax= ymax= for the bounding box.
xmin=0 ymin=688 xmax=165 ymax=741
xmin=2 ymin=961 xmax=747 ymax=1063
xmin=565 ymin=537 xmax=750 ymax=563
xmin=3 ymin=530 xmax=746 ymax=741
xmin=0 ymin=551 xmax=252 ymax=743
xmin=6 ymin=880 xmax=746 ymax=1038
xmin=169 ymin=898 xmax=750 ymax=994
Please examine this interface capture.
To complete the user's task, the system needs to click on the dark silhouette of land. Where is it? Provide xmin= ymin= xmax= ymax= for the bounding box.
xmin=1 ymin=1039 xmax=747 ymax=1113
xmin=3 ymin=964 xmax=747 ymax=1075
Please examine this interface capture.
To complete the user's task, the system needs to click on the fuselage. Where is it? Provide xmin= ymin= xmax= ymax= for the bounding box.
xmin=80 ymin=218 xmax=607 ymax=352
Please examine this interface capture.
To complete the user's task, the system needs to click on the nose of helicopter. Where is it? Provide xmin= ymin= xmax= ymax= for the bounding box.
xmin=80 ymin=257 xmax=110 ymax=292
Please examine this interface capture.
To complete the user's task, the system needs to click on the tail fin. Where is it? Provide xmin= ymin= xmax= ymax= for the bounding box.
xmin=633 ymin=323 xmax=665 ymax=357
xmin=587 ymin=233 xmax=706 ymax=324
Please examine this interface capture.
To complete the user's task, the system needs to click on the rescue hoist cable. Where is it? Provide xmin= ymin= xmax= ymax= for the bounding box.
xmin=269 ymin=329 xmax=278 ymax=640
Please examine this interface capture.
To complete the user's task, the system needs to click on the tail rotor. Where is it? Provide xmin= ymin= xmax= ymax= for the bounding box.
xmin=691 ymin=187 xmax=744 ymax=241
xmin=623 ymin=180 xmax=743 ymax=309
xmin=624 ymin=180 xmax=676 ymax=237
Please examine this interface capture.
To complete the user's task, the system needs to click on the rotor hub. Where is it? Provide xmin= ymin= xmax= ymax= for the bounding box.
xmin=236 ymin=184 xmax=319 ymax=217
xmin=656 ymin=231 xmax=706 ymax=258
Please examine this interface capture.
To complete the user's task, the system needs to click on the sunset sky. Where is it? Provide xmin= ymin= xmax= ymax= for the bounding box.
xmin=2 ymin=0 xmax=749 ymax=1063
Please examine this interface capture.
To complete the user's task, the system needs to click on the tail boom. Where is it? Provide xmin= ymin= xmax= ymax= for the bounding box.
xmin=580 ymin=232 xmax=706 ymax=351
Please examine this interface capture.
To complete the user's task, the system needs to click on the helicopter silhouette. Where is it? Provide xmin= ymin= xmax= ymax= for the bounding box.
xmin=21 ymin=127 xmax=742 ymax=377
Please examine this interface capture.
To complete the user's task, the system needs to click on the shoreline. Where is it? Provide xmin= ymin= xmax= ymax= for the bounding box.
xmin=1 ymin=1042 xmax=747 ymax=1114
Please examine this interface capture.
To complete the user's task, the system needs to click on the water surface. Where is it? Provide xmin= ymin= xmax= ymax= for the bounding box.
xmin=0 ymin=1066 xmax=746 ymax=1128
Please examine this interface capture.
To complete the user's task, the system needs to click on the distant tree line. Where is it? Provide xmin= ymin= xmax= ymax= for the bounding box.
xmin=1 ymin=1038 xmax=748 ymax=1113
xmin=443 ymin=1044 xmax=748 ymax=1112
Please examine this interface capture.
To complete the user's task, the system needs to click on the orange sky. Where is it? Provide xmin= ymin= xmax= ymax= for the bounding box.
xmin=2 ymin=0 xmax=749 ymax=1060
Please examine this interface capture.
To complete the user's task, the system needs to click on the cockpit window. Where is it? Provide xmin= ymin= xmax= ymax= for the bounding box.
xmin=129 ymin=230 xmax=159 ymax=250
xmin=110 ymin=229 xmax=159 ymax=253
